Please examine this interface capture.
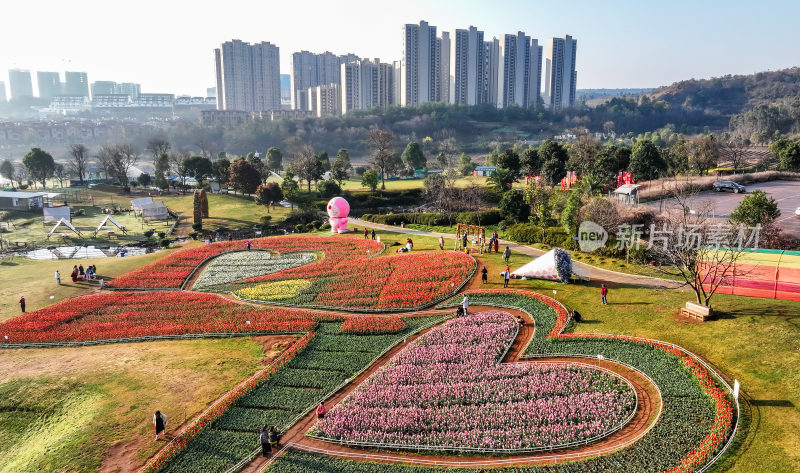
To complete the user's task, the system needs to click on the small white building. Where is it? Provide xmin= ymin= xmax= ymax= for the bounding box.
xmin=473 ymin=166 xmax=497 ymax=177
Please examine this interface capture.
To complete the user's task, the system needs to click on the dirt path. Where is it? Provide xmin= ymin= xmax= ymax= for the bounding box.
xmin=350 ymin=218 xmax=683 ymax=290
xmin=239 ymin=305 xmax=661 ymax=472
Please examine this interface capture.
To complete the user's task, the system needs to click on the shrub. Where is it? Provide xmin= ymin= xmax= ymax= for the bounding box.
xmin=294 ymin=224 xmax=305 ymax=233
xmin=506 ymin=223 xmax=543 ymax=244
xmin=143 ymin=229 xmax=155 ymax=238
xmin=285 ymin=208 xmax=323 ymax=226
xmin=317 ymin=180 xmax=341 ymax=198
xmin=260 ymin=216 xmax=272 ymax=225
xmin=159 ymin=238 xmax=171 ymax=248
xmin=542 ymin=227 xmax=568 ymax=246
xmin=319 ymin=222 xmax=331 ymax=230
xmin=456 ymin=210 xmax=503 ymax=226
xmin=157 ymin=231 xmax=166 ymax=239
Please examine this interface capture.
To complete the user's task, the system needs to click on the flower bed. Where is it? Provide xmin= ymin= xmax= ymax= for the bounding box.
xmin=0 ymin=292 xmax=331 ymax=345
xmin=192 ymin=251 xmax=317 ymax=290
xmin=313 ymin=311 xmax=637 ymax=452
xmin=340 ymin=316 xmax=408 ymax=334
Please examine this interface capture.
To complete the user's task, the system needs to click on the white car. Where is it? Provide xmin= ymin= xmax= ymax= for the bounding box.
xmin=795 ymin=207 xmax=800 ymax=217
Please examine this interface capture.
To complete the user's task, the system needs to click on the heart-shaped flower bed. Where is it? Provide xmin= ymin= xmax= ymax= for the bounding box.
xmin=312 ymin=311 xmax=637 ymax=452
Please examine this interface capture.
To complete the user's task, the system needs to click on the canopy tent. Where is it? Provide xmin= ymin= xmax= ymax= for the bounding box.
xmin=701 ymin=248 xmax=800 ymax=302
xmin=46 ymin=218 xmax=82 ymax=240
xmin=43 ymin=206 xmax=71 ymax=223
xmin=509 ymin=248 xmax=589 ymax=283
xmin=140 ymin=202 xmax=168 ymax=221
xmin=131 ymin=197 xmax=154 ymax=213
xmin=94 ymin=215 xmax=127 ymax=236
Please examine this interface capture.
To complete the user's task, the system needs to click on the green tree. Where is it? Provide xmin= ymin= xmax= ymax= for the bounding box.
xmin=228 ymin=158 xmax=261 ymax=194
xmin=181 ymin=156 xmax=213 ymax=185
xmin=730 ymin=190 xmax=781 ymax=226
xmin=335 ymin=149 xmax=350 ymax=164
xmin=280 ymin=170 xmax=300 ymax=209
xmin=266 ymin=147 xmax=283 ymax=172
xmin=538 ymin=141 xmax=569 ymax=186
xmin=317 ymin=151 xmax=331 ymax=172
xmin=0 ymin=159 xmax=16 ymax=187
xmin=628 ymin=139 xmax=667 ymax=181
xmin=689 ymin=135 xmax=720 ymax=175
xmin=664 ymin=138 xmax=690 ymax=176
xmin=567 ymin=136 xmax=601 ymax=177
xmin=499 ymin=188 xmax=530 ymax=222
xmin=254 ymin=182 xmax=283 ymax=213
xmin=487 ymin=168 xmax=516 ymax=193
xmin=365 ymin=128 xmax=399 ymax=190
xmin=361 ymin=168 xmax=379 ymax=193
xmin=525 ymin=185 xmax=554 ymax=226
xmin=291 ymin=153 xmax=324 ymax=192
xmin=316 ymin=179 xmax=341 ymax=198
xmin=435 ymin=152 xmax=448 ymax=169
xmin=330 ymin=155 xmax=351 ymax=190
xmin=154 ymin=152 xmax=170 ymax=190
xmin=213 ymin=158 xmax=231 ymax=184
xmin=22 ymin=147 xmax=55 ymax=188
xmin=520 ymin=147 xmax=540 ymax=175
xmin=496 ymin=148 xmax=521 ymax=175
xmin=401 ymin=141 xmax=427 ymax=172
xmin=770 ymin=139 xmax=800 ymax=171
xmin=137 ymin=173 xmax=152 ymax=187
xmin=458 ymin=153 xmax=476 ymax=176
xmin=561 ymin=188 xmax=583 ymax=235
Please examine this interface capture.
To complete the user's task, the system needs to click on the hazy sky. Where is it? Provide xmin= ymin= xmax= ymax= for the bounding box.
xmin=1 ymin=0 xmax=799 ymax=98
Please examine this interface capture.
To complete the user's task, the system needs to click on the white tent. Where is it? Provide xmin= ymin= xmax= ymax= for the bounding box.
xmin=140 ymin=202 xmax=168 ymax=221
xmin=94 ymin=215 xmax=127 ymax=236
xmin=43 ymin=206 xmax=71 ymax=223
xmin=510 ymin=248 xmax=589 ymax=283
xmin=46 ymin=218 xmax=82 ymax=239
xmin=131 ymin=197 xmax=154 ymax=212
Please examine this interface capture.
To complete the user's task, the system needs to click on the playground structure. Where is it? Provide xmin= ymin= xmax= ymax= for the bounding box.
xmin=93 ymin=215 xmax=127 ymax=237
xmin=454 ymin=223 xmax=486 ymax=253
xmin=46 ymin=218 xmax=83 ymax=240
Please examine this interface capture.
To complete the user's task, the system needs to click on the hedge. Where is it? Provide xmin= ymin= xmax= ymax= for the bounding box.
xmin=361 ymin=210 xmax=503 ymax=228
xmin=505 ymin=223 xmax=568 ymax=246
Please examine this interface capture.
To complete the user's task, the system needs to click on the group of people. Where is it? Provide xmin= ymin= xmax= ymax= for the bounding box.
xmin=363 ymin=228 xmax=376 ymax=240
xmin=479 ymin=264 xmax=512 ymax=288
xmin=396 ymin=238 xmax=413 ymax=253
xmin=259 ymin=425 xmax=282 ymax=457
xmin=55 ymin=264 xmax=100 ymax=285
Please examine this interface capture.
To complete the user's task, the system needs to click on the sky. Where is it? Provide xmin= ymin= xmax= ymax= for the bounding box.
xmin=1 ymin=0 xmax=799 ymax=98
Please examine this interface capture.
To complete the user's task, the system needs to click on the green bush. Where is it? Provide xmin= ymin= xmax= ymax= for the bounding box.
xmin=157 ymin=231 xmax=166 ymax=239
xmin=456 ymin=210 xmax=503 ymax=226
xmin=506 ymin=223 xmax=543 ymax=244
xmin=143 ymin=229 xmax=155 ymax=238
xmin=159 ymin=238 xmax=170 ymax=248
xmin=542 ymin=227 xmax=568 ymax=246
xmin=316 ymin=179 xmax=341 ymax=198
xmin=294 ymin=224 xmax=305 ymax=233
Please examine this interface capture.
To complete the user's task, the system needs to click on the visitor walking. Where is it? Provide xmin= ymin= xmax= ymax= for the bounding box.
xmin=19 ymin=296 xmax=25 ymax=313
xmin=371 ymin=229 xmax=376 ymax=240
xmin=601 ymin=284 xmax=608 ymax=305
xmin=55 ymin=270 xmax=61 ymax=285
xmin=503 ymin=267 xmax=511 ymax=288
xmin=481 ymin=266 xmax=488 ymax=284
xmin=268 ymin=426 xmax=281 ymax=449
xmin=316 ymin=402 xmax=327 ymax=420
xmin=364 ymin=228 xmax=369 ymax=239
xmin=439 ymin=236 xmax=445 ymax=251
xmin=503 ymin=246 xmax=511 ymax=264
xmin=462 ymin=295 xmax=469 ymax=315
xmin=153 ymin=410 xmax=167 ymax=441
xmin=462 ymin=232 xmax=468 ymax=250
xmin=260 ymin=425 xmax=271 ymax=457
xmin=245 ymin=240 xmax=251 ymax=251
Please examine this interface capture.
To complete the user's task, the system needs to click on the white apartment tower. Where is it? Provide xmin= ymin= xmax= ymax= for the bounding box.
xmin=290 ymin=51 xmax=359 ymax=110
xmin=215 ymin=39 xmax=281 ymax=112
xmin=544 ymin=35 xmax=577 ymax=111
xmin=401 ymin=20 xmax=441 ymax=106
xmin=308 ymin=83 xmax=341 ymax=117
xmin=341 ymin=58 xmax=395 ymax=114
xmin=484 ymin=37 xmax=500 ymax=106
xmin=496 ymin=32 xmax=542 ymax=109
xmin=448 ymin=26 xmax=485 ymax=105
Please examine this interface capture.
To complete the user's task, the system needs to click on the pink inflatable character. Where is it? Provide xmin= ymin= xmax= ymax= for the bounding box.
xmin=327 ymin=197 xmax=350 ymax=233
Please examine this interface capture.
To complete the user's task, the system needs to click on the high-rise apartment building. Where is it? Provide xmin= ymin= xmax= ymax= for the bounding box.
xmin=37 ymin=71 xmax=61 ymax=99
xmin=215 ymin=39 xmax=281 ymax=112
xmin=290 ymin=51 xmax=359 ymax=110
xmin=90 ymin=81 xmax=140 ymax=99
xmin=91 ymin=81 xmax=116 ymax=97
xmin=117 ymin=83 xmax=141 ymax=99
xmin=341 ymin=58 xmax=395 ymax=114
xmin=8 ymin=69 xmax=33 ymax=99
xmin=63 ymin=71 xmax=90 ymax=97
xmin=484 ymin=37 xmax=500 ymax=106
xmin=401 ymin=20 xmax=441 ymax=106
xmin=439 ymin=32 xmax=450 ymax=104
xmin=544 ymin=35 xmax=577 ymax=111
xmin=448 ymin=26 xmax=485 ymax=105
xmin=0 ymin=81 xmax=7 ymax=103
xmin=496 ymin=32 xmax=542 ymax=109
xmin=308 ymin=83 xmax=341 ymax=117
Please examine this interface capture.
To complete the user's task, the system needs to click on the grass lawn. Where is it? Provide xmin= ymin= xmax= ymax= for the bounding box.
xmin=159 ymin=192 xmax=289 ymax=236
xmin=339 ymin=175 xmax=490 ymax=192
xmin=0 ymin=336 xmax=293 ymax=472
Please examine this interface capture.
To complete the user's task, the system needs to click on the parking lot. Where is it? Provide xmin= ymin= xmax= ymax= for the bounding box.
xmin=644 ymin=180 xmax=800 ymax=236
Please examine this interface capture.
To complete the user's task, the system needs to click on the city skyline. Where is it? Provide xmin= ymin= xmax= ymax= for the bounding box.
xmin=1 ymin=0 xmax=799 ymax=98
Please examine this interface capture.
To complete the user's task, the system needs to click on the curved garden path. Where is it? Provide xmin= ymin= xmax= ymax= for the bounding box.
xmin=349 ymin=218 xmax=683 ymax=290
xmin=239 ymin=304 xmax=662 ymax=473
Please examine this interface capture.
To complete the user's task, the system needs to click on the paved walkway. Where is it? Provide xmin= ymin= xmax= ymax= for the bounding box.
xmin=350 ymin=218 xmax=683 ymax=290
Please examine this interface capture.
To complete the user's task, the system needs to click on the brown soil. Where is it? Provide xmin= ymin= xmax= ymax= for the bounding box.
xmin=239 ymin=305 xmax=661 ymax=472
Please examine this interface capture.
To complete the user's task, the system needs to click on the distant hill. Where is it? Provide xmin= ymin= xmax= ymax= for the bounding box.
xmin=577 ymin=88 xmax=654 ymax=101
xmin=649 ymin=67 xmax=800 ymax=116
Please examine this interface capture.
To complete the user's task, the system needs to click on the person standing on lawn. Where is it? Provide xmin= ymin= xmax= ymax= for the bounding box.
xmin=55 ymin=270 xmax=61 ymax=285
xmin=439 ymin=235 xmax=445 ymax=250
xmin=462 ymin=295 xmax=469 ymax=315
xmin=19 ymin=296 xmax=25 ymax=313
xmin=601 ymin=284 xmax=608 ymax=305
xmin=316 ymin=402 xmax=327 ymax=419
xmin=153 ymin=410 xmax=167 ymax=441
xmin=260 ymin=425 xmax=271 ymax=457
xmin=371 ymin=229 xmax=376 ymax=240
xmin=481 ymin=266 xmax=488 ymax=284
xmin=503 ymin=267 xmax=511 ymax=288
xmin=462 ymin=232 xmax=468 ymax=250
xmin=503 ymin=246 xmax=511 ymax=264
xmin=364 ymin=228 xmax=369 ymax=239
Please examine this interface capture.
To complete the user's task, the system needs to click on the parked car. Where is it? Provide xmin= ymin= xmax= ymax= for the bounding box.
xmin=712 ymin=181 xmax=746 ymax=193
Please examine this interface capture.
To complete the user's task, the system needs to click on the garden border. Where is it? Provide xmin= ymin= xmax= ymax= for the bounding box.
xmin=0 ymin=331 xmax=307 ymax=349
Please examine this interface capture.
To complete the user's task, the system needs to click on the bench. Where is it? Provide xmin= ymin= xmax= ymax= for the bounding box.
xmin=680 ymin=301 xmax=713 ymax=321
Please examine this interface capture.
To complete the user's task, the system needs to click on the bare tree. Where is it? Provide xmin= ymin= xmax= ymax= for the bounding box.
xmin=67 ymin=144 xmax=89 ymax=185
xmin=146 ymin=136 xmax=171 ymax=167
xmin=194 ymin=132 xmax=214 ymax=159
xmin=169 ymin=148 xmax=192 ymax=193
xmin=721 ymin=134 xmax=749 ymax=173
xmin=53 ymin=163 xmax=67 ymax=188
xmin=98 ymin=144 xmax=140 ymax=186
xmin=648 ymin=188 xmax=750 ymax=307
xmin=365 ymin=128 xmax=399 ymax=190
